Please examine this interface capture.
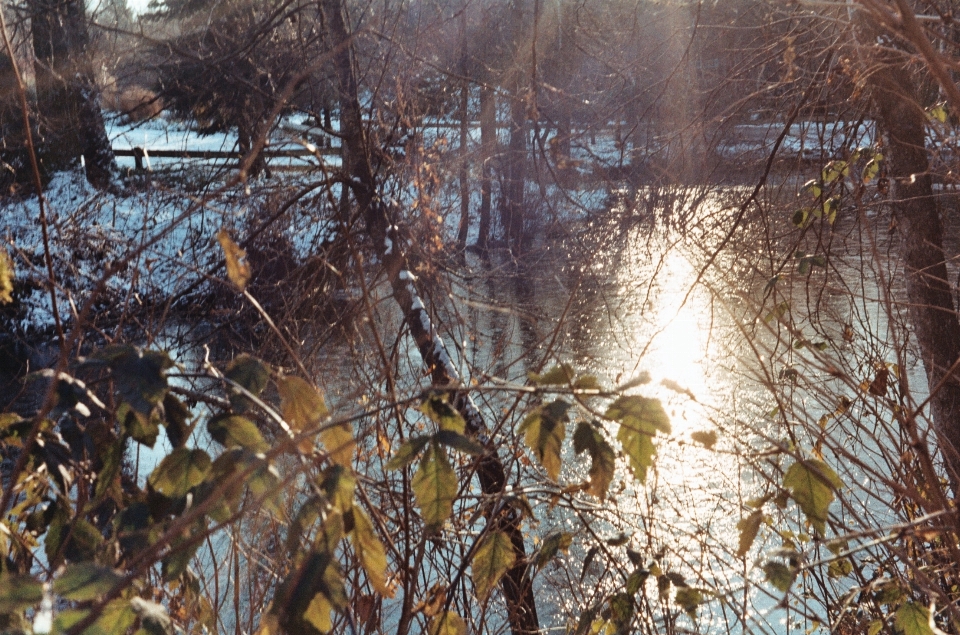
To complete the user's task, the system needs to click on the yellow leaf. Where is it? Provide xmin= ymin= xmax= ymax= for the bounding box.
xmin=429 ymin=611 xmax=466 ymax=635
xmin=216 ymin=229 xmax=250 ymax=290
xmin=736 ymin=511 xmax=763 ymax=557
xmin=472 ymin=531 xmax=516 ymax=602
xmin=0 ymin=249 xmax=13 ymax=304
xmin=518 ymin=400 xmax=570 ymax=481
xmin=351 ymin=507 xmax=393 ymax=597
xmin=255 ymin=614 xmax=280 ymax=635
xmin=322 ymin=423 xmax=355 ymax=467
xmin=277 ymin=376 xmax=329 ymax=455
xmin=412 ymin=444 xmax=457 ymax=531
xmin=304 ymin=592 xmax=334 ymax=633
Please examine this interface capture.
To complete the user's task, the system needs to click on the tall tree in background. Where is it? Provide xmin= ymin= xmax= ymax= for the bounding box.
xmin=0 ymin=49 xmax=28 ymax=190
xmin=857 ymin=4 xmax=960 ymax=495
xmin=30 ymin=0 xmax=116 ymax=188
xmin=501 ymin=0 xmax=531 ymax=253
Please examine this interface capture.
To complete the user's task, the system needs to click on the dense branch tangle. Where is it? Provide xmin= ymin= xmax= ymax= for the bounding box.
xmin=319 ymin=0 xmax=539 ymax=632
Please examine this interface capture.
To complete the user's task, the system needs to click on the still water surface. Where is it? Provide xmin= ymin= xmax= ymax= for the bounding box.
xmin=452 ymin=188 xmax=919 ymax=635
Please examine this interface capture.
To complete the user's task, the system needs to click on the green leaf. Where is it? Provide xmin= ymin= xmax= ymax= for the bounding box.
xmin=433 ymin=430 xmax=484 ymax=456
xmin=763 ymin=561 xmax=796 ymax=592
xmin=928 ymin=104 xmax=948 ymax=124
xmin=94 ymin=438 xmax=124 ymax=501
xmin=53 ymin=563 xmax=122 ymax=601
xmin=412 ymin=444 xmax=457 ymax=531
xmin=225 ymin=354 xmax=269 ymax=413
xmin=320 ymin=465 xmax=356 ymax=513
xmin=828 ymin=557 xmax=853 ymax=578
xmin=626 ymin=569 xmax=649 ymax=595
xmin=52 ymin=599 xmax=137 ymax=635
xmin=868 ymin=620 xmax=884 ymax=635
xmin=534 ymin=531 xmax=573 ymax=571
xmin=896 ymin=602 xmax=935 ymax=635
xmin=792 ymin=208 xmax=811 ymax=228
xmin=609 ymin=593 xmax=634 ymax=631
xmin=0 ymin=573 xmax=42 ymax=612
xmin=350 ymin=507 xmax=392 ymax=597
xmin=616 ymin=372 xmax=652 ymax=391
xmin=675 ymin=587 xmax=704 ymax=619
xmin=0 ymin=413 xmax=30 ymax=442
xmin=802 ymin=179 xmax=822 ymax=198
xmin=874 ymin=583 xmax=904 ymax=605
xmin=822 ymin=160 xmax=848 ymax=184
xmin=272 ymin=551 xmax=346 ymax=634
xmin=736 ymin=511 xmax=763 ymax=558
xmin=606 ymin=395 xmax=671 ymax=434
xmin=287 ymin=496 xmax=325 ymax=552
xmin=64 ymin=520 xmax=103 ymax=563
xmin=249 ymin=462 xmax=284 ymax=516
xmin=529 ymin=364 xmax=574 ymax=385
xmin=429 ymin=611 xmax=467 ymax=635
xmin=764 ymin=301 xmax=790 ymax=324
xmin=690 ymin=430 xmax=717 ymax=449
xmin=823 ymin=196 xmax=840 ymax=224
xmin=863 ymin=156 xmax=882 ymax=183
xmin=420 ymin=393 xmax=466 ymax=433
xmin=783 ymin=459 xmax=844 ymax=534
xmin=574 ymin=375 xmax=601 ymax=390
xmin=162 ymin=533 xmax=200 ymax=581
xmin=609 ymin=396 xmax=669 ymax=484
xmin=208 ymin=414 xmax=268 ymax=453
xmin=120 ymin=402 xmax=160 ymax=448
xmin=518 ymin=400 xmax=570 ymax=481
xmin=572 ymin=421 xmax=615 ymax=498
xmin=385 ymin=436 xmax=431 ymax=471
xmin=472 ymin=531 xmax=517 ymax=602
xmin=148 ymin=448 xmax=211 ymax=499
xmin=95 ymin=345 xmax=173 ymax=419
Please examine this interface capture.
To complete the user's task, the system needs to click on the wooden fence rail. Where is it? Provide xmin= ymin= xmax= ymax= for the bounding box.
xmin=114 ymin=146 xmax=340 ymax=170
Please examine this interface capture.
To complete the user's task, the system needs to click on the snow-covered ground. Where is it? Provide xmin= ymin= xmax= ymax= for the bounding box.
xmin=7 ymin=114 xmax=793 ymax=336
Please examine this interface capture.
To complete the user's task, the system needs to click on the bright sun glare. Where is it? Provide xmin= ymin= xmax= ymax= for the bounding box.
xmin=632 ymin=248 xmax=715 ymax=432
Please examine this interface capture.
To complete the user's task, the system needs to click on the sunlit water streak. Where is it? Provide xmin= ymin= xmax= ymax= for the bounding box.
xmin=476 ymin=192 xmax=920 ymax=635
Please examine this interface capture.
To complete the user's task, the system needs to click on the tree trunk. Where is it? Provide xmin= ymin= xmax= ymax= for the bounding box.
xmin=457 ymin=70 xmax=470 ymax=248
xmin=501 ymin=0 xmax=528 ymax=254
xmin=456 ymin=8 xmax=470 ymax=251
xmin=318 ymin=0 xmax=375 ymax=225
xmin=319 ymin=1 xmax=539 ymax=632
xmin=477 ymin=84 xmax=495 ymax=252
xmin=30 ymin=0 xmax=116 ymax=188
xmin=867 ymin=49 xmax=960 ymax=492
xmin=0 ymin=50 xmax=29 ymax=191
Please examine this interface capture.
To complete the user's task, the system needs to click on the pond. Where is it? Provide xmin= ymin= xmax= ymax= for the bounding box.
xmin=113 ymin=180 xmax=933 ymax=635
xmin=439 ymin=183 xmax=929 ymax=635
